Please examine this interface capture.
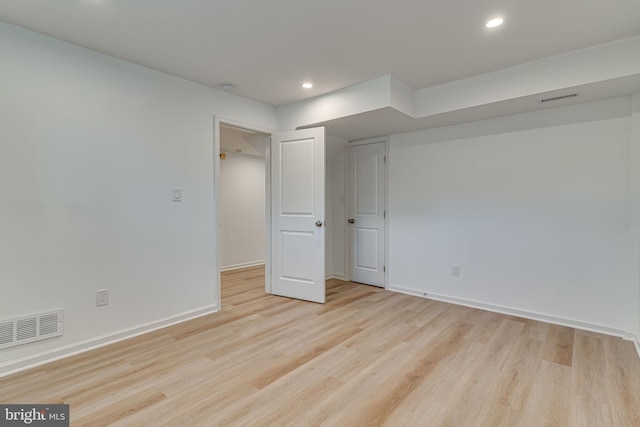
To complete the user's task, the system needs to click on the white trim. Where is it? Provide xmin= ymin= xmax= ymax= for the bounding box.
xmin=629 ymin=93 xmax=640 ymax=361
xmin=348 ymin=135 xmax=388 ymax=147
xmin=0 ymin=305 xmax=218 ymax=378
xmin=628 ymin=93 xmax=640 ymax=361
xmin=265 ymin=136 xmax=272 ymax=295
xmin=388 ymin=285 xmax=430 ymax=298
xmin=388 ymin=284 xmax=630 ymax=338
xmin=213 ymin=116 xmax=221 ymax=312
xmin=220 ymin=260 xmax=265 ymax=272
xmin=384 ymin=137 xmax=390 ymax=290
xmin=325 ymin=273 xmax=348 ymax=281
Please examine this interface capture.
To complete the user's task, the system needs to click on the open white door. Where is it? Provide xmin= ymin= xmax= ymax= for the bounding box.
xmin=349 ymin=140 xmax=386 ymax=287
xmin=271 ymin=127 xmax=326 ymax=303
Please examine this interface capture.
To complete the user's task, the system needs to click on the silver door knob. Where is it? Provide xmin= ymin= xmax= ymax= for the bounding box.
xmin=315 ymin=221 xmax=323 ymax=227
xmin=348 ymin=218 xmax=355 ymax=224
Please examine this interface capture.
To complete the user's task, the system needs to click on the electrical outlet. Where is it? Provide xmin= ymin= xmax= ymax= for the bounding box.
xmin=96 ymin=289 xmax=109 ymax=307
xmin=451 ymin=265 xmax=460 ymax=277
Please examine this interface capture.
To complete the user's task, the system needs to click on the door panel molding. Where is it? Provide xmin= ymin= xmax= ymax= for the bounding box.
xmin=271 ymin=127 xmax=326 ymax=303
xmin=347 ymin=136 xmax=388 ymax=288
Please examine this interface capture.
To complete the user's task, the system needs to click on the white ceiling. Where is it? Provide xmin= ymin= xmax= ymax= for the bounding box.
xmin=1 ymin=0 xmax=639 ymax=107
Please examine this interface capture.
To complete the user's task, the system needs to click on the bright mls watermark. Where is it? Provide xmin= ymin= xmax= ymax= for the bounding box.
xmin=0 ymin=405 xmax=69 ymax=426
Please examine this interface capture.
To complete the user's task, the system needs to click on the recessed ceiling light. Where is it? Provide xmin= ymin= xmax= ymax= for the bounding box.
xmin=486 ymin=17 xmax=504 ymax=28
xmin=302 ymin=82 xmax=313 ymax=89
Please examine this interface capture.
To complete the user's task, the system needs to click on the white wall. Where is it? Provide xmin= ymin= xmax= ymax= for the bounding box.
xmin=220 ymin=153 xmax=266 ymax=270
xmin=389 ymin=97 xmax=636 ymax=334
xmin=0 ymin=22 xmax=276 ymax=371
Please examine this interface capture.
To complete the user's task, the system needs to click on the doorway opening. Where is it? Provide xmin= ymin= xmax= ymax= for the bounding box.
xmin=214 ymin=118 xmax=354 ymax=307
xmin=217 ymin=122 xmax=270 ymax=306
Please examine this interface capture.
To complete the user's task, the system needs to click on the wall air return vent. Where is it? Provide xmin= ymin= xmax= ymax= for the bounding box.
xmin=0 ymin=309 xmax=63 ymax=350
xmin=0 ymin=322 xmax=13 ymax=346
xmin=538 ymin=93 xmax=578 ymax=103
xmin=16 ymin=318 xmax=37 ymax=341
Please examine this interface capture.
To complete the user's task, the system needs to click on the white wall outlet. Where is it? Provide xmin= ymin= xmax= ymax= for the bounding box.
xmin=451 ymin=265 xmax=461 ymax=277
xmin=96 ymin=289 xmax=109 ymax=307
xmin=172 ymin=188 xmax=182 ymax=202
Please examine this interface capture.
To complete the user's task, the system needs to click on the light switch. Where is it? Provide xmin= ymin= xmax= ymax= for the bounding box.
xmin=172 ymin=188 xmax=182 ymax=202
xmin=96 ymin=289 xmax=109 ymax=307
xmin=451 ymin=265 xmax=460 ymax=277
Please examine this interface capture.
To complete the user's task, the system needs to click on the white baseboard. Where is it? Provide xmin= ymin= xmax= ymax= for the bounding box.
xmin=326 ymin=273 xmax=347 ymax=281
xmin=388 ymin=284 xmax=629 ymax=339
xmin=0 ymin=304 xmax=218 ymax=378
xmin=220 ymin=260 xmax=265 ymax=272
xmin=635 ymin=336 xmax=640 ymax=359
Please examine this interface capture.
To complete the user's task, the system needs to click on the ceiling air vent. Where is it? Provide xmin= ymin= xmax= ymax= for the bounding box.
xmin=0 ymin=309 xmax=64 ymax=350
xmin=538 ymin=93 xmax=578 ymax=103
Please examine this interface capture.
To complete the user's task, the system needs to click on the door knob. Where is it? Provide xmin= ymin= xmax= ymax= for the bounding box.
xmin=348 ymin=218 xmax=355 ymax=224
xmin=315 ymin=221 xmax=323 ymax=227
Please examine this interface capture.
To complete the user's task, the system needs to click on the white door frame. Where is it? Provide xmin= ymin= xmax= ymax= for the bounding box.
xmin=213 ymin=116 xmax=276 ymax=311
xmin=346 ymin=136 xmax=390 ymax=289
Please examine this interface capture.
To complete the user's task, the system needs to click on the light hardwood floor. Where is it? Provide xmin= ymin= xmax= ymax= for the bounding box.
xmin=1 ymin=265 xmax=639 ymax=426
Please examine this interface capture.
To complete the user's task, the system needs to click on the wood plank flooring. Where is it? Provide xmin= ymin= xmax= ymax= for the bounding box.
xmin=1 ymin=265 xmax=639 ymax=426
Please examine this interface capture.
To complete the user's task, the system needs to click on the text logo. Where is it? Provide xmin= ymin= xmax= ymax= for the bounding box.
xmin=0 ymin=405 xmax=69 ymax=426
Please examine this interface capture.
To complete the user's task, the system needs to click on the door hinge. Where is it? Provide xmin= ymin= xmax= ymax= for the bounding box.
xmin=383 ymin=266 xmax=386 ymax=273
xmin=384 ymin=211 xmax=386 ymax=218
xmin=384 ymin=155 xmax=386 ymax=164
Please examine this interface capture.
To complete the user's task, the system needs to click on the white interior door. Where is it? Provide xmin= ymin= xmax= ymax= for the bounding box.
xmin=271 ymin=127 xmax=326 ymax=303
xmin=349 ymin=141 xmax=386 ymax=287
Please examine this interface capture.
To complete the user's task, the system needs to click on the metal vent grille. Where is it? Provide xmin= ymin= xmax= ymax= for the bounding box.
xmin=0 ymin=321 xmax=13 ymax=346
xmin=39 ymin=313 xmax=60 ymax=336
xmin=16 ymin=318 xmax=37 ymax=341
xmin=0 ymin=309 xmax=63 ymax=350
xmin=539 ymin=93 xmax=578 ymax=103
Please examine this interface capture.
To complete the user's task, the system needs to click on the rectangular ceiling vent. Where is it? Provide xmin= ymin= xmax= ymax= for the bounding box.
xmin=0 ymin=309 xmax=63 ymax=350
xmin=538 ymin=93 xmax=578 ymax=103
